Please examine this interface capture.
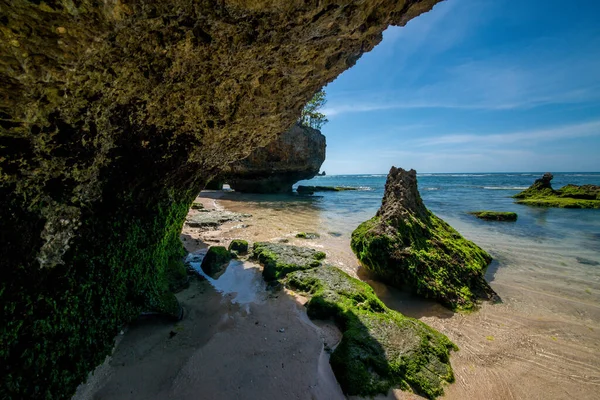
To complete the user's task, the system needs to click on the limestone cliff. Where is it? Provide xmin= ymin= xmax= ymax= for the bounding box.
xmin=0 ymin=1 xmax=443 ymax=398
xmin=225 ymin=123 xmax=325 ymax=193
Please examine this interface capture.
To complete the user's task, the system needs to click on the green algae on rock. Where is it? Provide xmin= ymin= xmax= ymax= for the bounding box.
xmin=470 ymin=211 xmax=518 ymax=221
xmin=201 ymin=246 xmax=232 ymax=278
xmin=286 ymin=266 xmax=456 ymax=399
xmin=513 ymin=173 xmax=600 ymax=209
xmin=351 ymin=167 xmax=498 ymax=311
xmin=228 ymin=239 xmax=249 ymax=255
xmin=252 ymin=242 xmax=325 ymax=281
xmin=190 ymin=202 xmax=204 ymax=210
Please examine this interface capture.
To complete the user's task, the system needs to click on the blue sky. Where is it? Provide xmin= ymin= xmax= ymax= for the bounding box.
xmin=319 ymin=0 xmax=600 ymax=174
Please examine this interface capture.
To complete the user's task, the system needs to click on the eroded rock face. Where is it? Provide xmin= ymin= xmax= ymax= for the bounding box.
xmin=351 ymin=167 xmax=498 ymax=311
xmin=225 ymin=123 xmax=325 ymax=193
xmin=0 ymin=1 xmax=443 ymax=397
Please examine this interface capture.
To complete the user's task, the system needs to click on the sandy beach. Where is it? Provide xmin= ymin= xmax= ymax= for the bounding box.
xmin=75 ymin=191 xmax=600 ymax=400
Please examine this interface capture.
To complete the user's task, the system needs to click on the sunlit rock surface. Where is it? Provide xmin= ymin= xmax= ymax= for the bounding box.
xmin=225 ymin=123 xmax=325 ymax=193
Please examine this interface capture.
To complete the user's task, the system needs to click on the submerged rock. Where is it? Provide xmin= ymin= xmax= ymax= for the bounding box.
xmin=514 ymin=173 xmax=600 ymax=208
xmin=224 ymin=124 xmax=326 ymax=193
xmin=297 ymin=185 xmax=357 ymax=194
xmin=470 ymin=211 xmax=518 ymax=221
xmin=287 ymin=266 xmax=456 ymax=399
xmin=351 ymin=167 xmax=498 ymax=311
xmin=201 ymin=246 xmax=232 ymax=278
xmin=251 ymin=242 xmax=325 ymax=281
xmin=295 ymin=232 xmax=321 ymax=239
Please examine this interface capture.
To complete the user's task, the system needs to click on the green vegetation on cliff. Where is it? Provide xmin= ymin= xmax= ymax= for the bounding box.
xmin=1 ymin=187 xmax=195 ymax=399
xmin=286 ymin=266 xmax=456 ymax=399
xmin=469 ymin=211 xmax=518 ymax=221
xmin=351 ymin=167 xmax=497 ymax=311
xmin=299 ymin=90 xmax=328 ymax=130
xmin=513 ymin=173 xmax=600 ymax=208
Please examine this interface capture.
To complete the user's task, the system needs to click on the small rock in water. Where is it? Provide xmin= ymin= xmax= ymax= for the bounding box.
xmin=576 ymin=256 xmax=600 ymax=266
xmin=278 ymin=328 xmax=285 ymax=333
xmin=296 ymin=232 xmax=320 ymax=239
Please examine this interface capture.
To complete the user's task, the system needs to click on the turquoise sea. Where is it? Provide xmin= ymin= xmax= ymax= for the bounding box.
xmin=293 ymin=172 xmax=600 ymax=255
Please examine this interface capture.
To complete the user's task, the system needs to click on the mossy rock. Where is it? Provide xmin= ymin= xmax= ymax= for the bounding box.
xmin=200 ymin=246 xmax=232 ymax=278
xmin=515 ymin=197 xmax=600 ymax=209
xmin=228 ymin=239 xmax=249 ymax=255
xmin=190 ymin=202 xmax=204 ymax=210
xmin=514 ymin=174 xmax=600 ymax=208
xmin=296 ymin=232 xmax=320 ymax=239
xmin=251 ymin=242 xmax=325 ymax=281
xmin=351 ymin=167 xmax=497 ymax=312
xmin=286 ymin=266 xmax=456 ymax=399
xmin=469 ymin=211 xmax=518 ymax=221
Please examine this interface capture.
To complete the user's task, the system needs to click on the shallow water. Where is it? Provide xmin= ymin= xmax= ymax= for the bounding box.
xmin=186 ymin=251 xmax=267 ymax=308
xmin=199 ymin=172 xmax=600 ymax=399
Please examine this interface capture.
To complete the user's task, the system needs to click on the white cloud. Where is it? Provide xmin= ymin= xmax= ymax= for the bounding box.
xmin=408 ymin=120 xmax=600 ymax=148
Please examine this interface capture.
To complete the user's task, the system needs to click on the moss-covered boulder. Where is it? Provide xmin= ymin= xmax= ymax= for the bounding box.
xmin=228 ymin=239 xmax=249 ymax=255
xmin=514 ymin=173 xmax=600 ymax=208
xmin=190 ymin=202 xmax=204 ymax=210
xmin=252 ymin=242 xmax=325 ymax=281
xmin=287 ymin=266 xmax=456 ymax=399
xmin=351 ymin=167 xmax=497 ymax=311
xmin=200 ymin=246 xmax=232 ymax=278
xmin=470 ymin=211 xmax=518 ymax=221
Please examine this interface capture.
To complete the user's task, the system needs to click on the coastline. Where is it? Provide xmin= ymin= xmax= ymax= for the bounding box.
xmin=191 ymin=192 xmax=600 ymax=399
xmin=75 ymin=191 xmax=600 ymax=400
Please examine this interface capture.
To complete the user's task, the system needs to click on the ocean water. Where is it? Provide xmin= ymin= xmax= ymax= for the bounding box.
xmin=293 ymin=172 xmax=600 ymax=248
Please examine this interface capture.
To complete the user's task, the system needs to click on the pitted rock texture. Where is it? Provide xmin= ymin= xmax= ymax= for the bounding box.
xmin=224 ymin=123 xmax=325 ymax=193
xmin=0 ymin=1 xmax=443 ymax=398
xmin=351 ymin=167 xmax=498 ymax=311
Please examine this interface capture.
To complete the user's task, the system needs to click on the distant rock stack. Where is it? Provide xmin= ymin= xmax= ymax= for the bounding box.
xmin=351 ymin=167 xmax=498 ymax=311
xmin=222 ymin=123 xmax=326 ymax=193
